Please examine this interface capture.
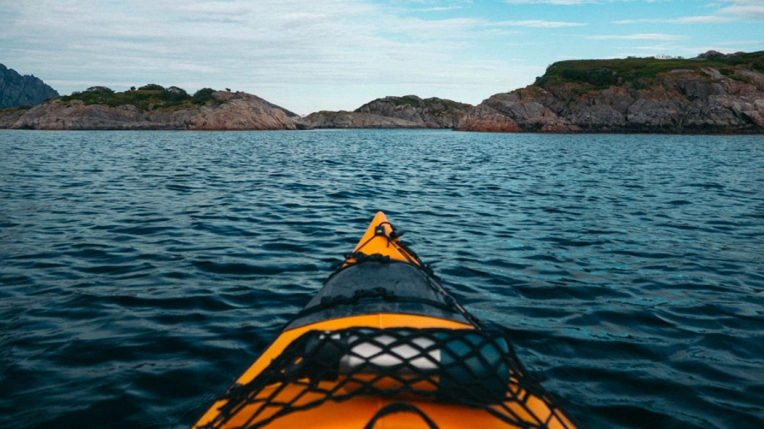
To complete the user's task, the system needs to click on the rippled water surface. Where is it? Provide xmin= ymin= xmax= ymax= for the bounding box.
xmin=1 ymin=130 xmax=763 ymax=429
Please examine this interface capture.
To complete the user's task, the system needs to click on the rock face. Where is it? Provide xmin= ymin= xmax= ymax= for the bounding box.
xmin=0 ymin=108 xmax=29 ymax=128
xmin=3 ymin=91 xmax=302 ymax=130
xmin=157 ymin=91 xmax=303 ymax=130
xmin=304 ymin=95 xmax=471 ymax=129
xmin=0 ymin=64 xmax=59 ymax=109
xmin=458 ymin=53 xmax=764 ymax=133
xmin=457 ymin=91 xmax=580 ymax=133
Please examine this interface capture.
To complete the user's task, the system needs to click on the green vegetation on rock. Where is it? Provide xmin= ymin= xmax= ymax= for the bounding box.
xmin=392 ymin=96 xmax=421 ymax=108
xmin=535 ymin=51 xmax=764 ymax=89
xmin=138 ymin=83 xmax=165 ymax=91
xmin=192 ymin=88 xmax=216 ymax=105
xmin=0 ymin=105 xmax=33 ymax=114
xmin=354 ymin=95 xmax=471 ymax=115
xmin=425 ymin=97 xmax=471 ymax=112
xmin=60 ymin=85 xmax=220 ymax=111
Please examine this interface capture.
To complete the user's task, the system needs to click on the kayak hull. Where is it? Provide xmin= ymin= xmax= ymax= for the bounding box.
xmin=193 ymin=212 xmax=577 ymax=429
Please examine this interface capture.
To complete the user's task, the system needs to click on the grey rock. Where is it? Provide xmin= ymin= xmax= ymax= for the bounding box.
xmin=458 ymin=67 xmax=764 ymax=133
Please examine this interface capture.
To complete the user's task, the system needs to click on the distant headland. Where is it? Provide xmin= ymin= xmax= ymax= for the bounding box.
xmin=0 ymin=64 xmax=59 ymax=110
xmin=1 ymin=50 xmax=763 ymax=133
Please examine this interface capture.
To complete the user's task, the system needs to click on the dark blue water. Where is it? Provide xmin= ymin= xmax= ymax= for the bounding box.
xmin=1 ymin=129 xmax=763 ymax=429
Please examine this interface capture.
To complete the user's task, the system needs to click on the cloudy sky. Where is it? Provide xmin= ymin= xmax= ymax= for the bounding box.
xmin=1 ymin=0 xmax=762 ymax=114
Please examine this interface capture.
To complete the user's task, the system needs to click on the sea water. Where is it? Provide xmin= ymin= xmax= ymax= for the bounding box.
xmin=1 ymin=129 xmax=762 ymax=428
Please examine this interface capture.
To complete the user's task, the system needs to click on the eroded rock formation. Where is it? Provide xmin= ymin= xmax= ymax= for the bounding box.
xmin=457 ymin=53 xmax=764 ymax=133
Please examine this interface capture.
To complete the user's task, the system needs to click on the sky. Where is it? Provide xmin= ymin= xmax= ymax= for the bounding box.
xmin=1 ymin=0 xmax=763 ymax=115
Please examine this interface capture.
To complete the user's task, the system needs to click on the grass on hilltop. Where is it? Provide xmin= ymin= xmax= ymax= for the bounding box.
xmin=60 ymin=85 xmax=219 ymax=110
xmin=355 ymin=95 xmax=471 ymax=113
xmin=535 ymin=51 xmax=764 ymax=89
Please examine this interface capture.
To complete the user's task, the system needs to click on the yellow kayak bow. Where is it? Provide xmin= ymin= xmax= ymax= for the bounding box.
xmin=194 ymin=211 xmax=577 ymax=429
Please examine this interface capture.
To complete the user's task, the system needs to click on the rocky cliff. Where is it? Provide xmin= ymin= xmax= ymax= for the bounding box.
xmin=457 ymin=51 xmax=764 ymax=133
xmin=2 ymin=89 xmax=302 ymax=130
xmin=0 ymin=64 xmax=59 ymax=109
xmin=304 ymin=95 xmax=471 ymax=129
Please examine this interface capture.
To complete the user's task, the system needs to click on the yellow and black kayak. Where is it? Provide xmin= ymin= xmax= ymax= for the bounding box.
xmin=194 ymin=212 xmax=578 ymax=429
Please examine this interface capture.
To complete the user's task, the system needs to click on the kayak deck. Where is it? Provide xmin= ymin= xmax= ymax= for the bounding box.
xmin=193 ymin=212 xmax=577 ymax=429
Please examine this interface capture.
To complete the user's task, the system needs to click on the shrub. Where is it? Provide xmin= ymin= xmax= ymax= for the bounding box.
xmin=139 ymin=83 xmax=165 ymax=91
xmin=535 ymin=51 xmax=764 ymax=89
xmin=192 ymin=88 xmax=216 ymax=105
xmin=394 ymin=96 xmax=421 ymax=108
xmin=161 ymin=86 xmax=190 ymax=102
xmin=560 ymin=68 xmax=619 ymax=88
xmin=85 ymin=86 xmax=114 ymax=93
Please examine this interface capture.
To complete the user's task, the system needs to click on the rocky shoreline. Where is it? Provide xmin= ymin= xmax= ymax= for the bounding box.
xmin=456 ymin=67 xmax=764 ymax=134
xmin=1 ymin=91 xmax=303 ymax=131
xmin=2 ymin=51 xmax=763 ymax=133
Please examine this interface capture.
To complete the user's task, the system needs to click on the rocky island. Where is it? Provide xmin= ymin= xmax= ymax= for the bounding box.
xmin=304 ymin=95 xmax=471 ymax=129
xmin=1 ymin=84 xmax=302 ymax=130
xmin=456 ymin=51 xmax=764 ymax=133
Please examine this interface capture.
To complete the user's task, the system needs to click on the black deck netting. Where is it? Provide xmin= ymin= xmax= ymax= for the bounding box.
xmin=200 ymin=327 xmax=576 ymax=429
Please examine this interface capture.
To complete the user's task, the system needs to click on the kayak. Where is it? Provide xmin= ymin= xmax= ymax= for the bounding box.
xmin=193 ymin=211 xmax=577 ymax=429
